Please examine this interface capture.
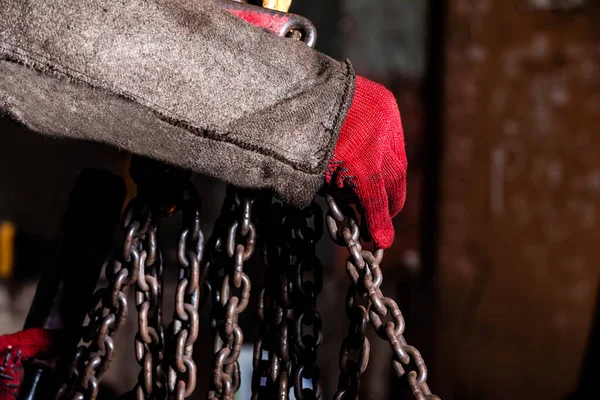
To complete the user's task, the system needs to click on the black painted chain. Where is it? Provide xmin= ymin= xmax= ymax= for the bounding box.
xmin=57 ymin=198 xmax=150 ymax=400
xmin=207 ymin=186 xmax=255 ymax=400
xmin=326 ymin=195 xmax=440 ymax=400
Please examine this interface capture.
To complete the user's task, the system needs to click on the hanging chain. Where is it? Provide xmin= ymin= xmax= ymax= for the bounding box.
xmin=57 ymin=158 xmax=203 ymax=400
xmin=325 ymin=195 xmax=439 ymax=400
xmin=208 ymin=187 xmax=255 ymax=400
xmin=57 ymin=198 xmax=149 ymax=400
xmin=333 ymin=285 xmax=370 ymax=400
xmin=288 ymin=204 xmax=324 ymax=400
xmin=166 ymin=184 xmax=204 ymax=399
xmin=252 ymin=200 xmax=293 ymax=400
xmin=134 ymin=206 xmax=167 ymax=400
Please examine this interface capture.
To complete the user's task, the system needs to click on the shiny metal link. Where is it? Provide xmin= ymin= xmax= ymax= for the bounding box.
xmin=326 ymin=194 xmax=440 ymax=400
xmin=208 ymin=186 xmax=254 ymax=400
xmin=57 ymin=198 xmax=149 ymax=400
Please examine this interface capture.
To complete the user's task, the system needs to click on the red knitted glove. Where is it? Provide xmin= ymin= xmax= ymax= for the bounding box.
xmin=326 ymin=76 xmax=407 ymax=248
xmin=0 ymin=328 xmax=57 ymax=400
xmin=229 ymin=12 xmax=407 ymax=248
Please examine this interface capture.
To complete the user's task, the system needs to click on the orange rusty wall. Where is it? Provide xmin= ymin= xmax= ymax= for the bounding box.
xmin=436 ymin=1 xmax=600 ymax=399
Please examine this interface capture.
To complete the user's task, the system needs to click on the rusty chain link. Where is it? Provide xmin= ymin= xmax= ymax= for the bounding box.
xmin=326 ymin=195 xmax=440 ymax=400
xmin=288 ymin=203 xmax=324 ymax=400
xmin=57 ymin=198 xmax=149 ymax=400
xmin=333 ymin=284 xmax=370 ymax=400
xmin=166 ymin=183 xmax=204 ymax=400
xmin=252 ymin=200 xmax=293 ymax=400
xmin=57 ymin=159 xmax=203 ymax=400
xmin=252 ymin=200 xmax=324 ymax=400
xmin=207 ymin=186 xmax=255 ymax=400
xmin=133 ymin=205 xmax=167 ymax=400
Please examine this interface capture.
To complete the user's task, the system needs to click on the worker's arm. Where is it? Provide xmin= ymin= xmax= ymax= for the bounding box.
xmin=0 ymin=0 xmax=405 ymax=248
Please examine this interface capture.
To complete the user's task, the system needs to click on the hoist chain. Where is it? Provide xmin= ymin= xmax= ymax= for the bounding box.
xmin=252 ymin=200 xmax=292 ymax=400
xmin=333 ymin=285 xmax=370 ymax=400
xmin=133 ymin=204 xmax=167 ymax=400
xmin=57 ymin=158 xmax=203 ymax=400
xmin=325 ymin=195 xmax=440 ymax=400
xmin=288 ymin=203 xmax=324 ymax=400
xmin=57 ymin=198 xmax=150 ymax=400
xmin=166 ymin=183 xmax=204 ymax=399
xmin=252 ymin=200 xmax=324 ymax=400
xmin=207 ymin=186 xmax=255 ymax=400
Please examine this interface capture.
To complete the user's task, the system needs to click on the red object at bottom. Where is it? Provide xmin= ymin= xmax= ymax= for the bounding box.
xmin=0 ymin=328 xmax=58 ymax=400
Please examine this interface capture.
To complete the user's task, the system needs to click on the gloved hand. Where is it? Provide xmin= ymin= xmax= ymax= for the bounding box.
xmin=326 ymin=77 xmax=407 ymax=249
xmin=0 ymin=328 xmax=57 ymax=400
xmin=229 ymin=9 xmax=408 ymax=249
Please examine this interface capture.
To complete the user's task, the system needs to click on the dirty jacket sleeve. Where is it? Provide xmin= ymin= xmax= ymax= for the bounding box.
xmin=0 ymin=0 xmax=355 ymax=207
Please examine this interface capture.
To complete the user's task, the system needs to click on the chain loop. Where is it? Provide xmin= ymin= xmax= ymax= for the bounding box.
xmin=166 ymin=184 xmax=204 ymax=399
xmin=134 ymin=209 xmax=167 ymax=400
xmin=333 ymin=285 xmax=371 ymax=400
xmin=208 ymin=186 xmax=254 ymax=400
xmin=288 ymin=203 xmax=324 ymax=400
xmin=326 ymin=194 xmax=440 ymax=400
xmin=57 ymin=198 xmax=149 ymax=400
xmin=252 ymin=200 xmax=297 ymax=400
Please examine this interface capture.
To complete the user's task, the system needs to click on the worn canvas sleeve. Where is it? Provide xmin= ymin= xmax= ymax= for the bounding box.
xmin=0 ymin=0 xmax=355 ymax=206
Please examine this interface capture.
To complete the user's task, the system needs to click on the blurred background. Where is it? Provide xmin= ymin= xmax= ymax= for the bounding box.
xmin=1 ymin=0 xmax=599 ymax=399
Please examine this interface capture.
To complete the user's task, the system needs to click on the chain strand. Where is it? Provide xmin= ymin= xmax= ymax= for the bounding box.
xmin=134 ymin=208 xmax=167 ymax=400
xmin=251 ymin=200 xmax=296 ymax=400
xmin=326 ymin=195 xmax=440 ymax=400
xmin=57 ymin=198 xmax=150 ymax=400
xmin=333 ymin=284 xmax=370 ymax=400
xmin=165 ymin=184 xmax=204 ymax=399
xmin=288 ymin=203 xmax=324 ymax=400
xmin=208 ymin=186 xmax=255 ymax=400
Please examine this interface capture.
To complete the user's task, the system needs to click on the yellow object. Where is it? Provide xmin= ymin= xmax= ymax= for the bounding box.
xmin=0 ymin=221 xmax=16 ymax=279
xmin=121 ymin=154 xmax=136 ymax=215
xmin=262 ymin=0 xmax=292 ymax=13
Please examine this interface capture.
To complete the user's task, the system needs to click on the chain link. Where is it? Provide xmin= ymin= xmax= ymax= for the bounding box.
xmin=252 ymin=200 xmax=294 ymax=400
xmin=163 ymin=183 xmax=204 ymax=400
xmin=333 ymin=285 xmax=370 ymax=400
xmin=57 ymin=198 xmax=150 ymax=400
xmin=252 ymin=200 xmax=324 ymax=400
xmin=134 ymin=206 xmax=167 ymax=400
xmin=325 ymin=195 xmax=440 ymax=400
xmin=287 ymin=203 xmax=324 ymax=400
xmin=207 ymin=186 xmax=255 ymax=400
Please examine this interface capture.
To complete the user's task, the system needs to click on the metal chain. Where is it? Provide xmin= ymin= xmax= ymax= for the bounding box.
xmin=325 ymin=195 xmax=440 ymax=400
xmin=165 ymin=184 xmax=204 ymax=400
xmin=333 ymin=284 xmax=370 ymax=400
xmin=288 ymin=203 xmax=324 ymax=400
xmin=57 ymin=198 xmax=149 ymax=400
xmin=208 ymin=186 xmax=255 ymax=400
xmin=134 ymin=207 xmax=167 ymax=400
xmin=251 ymin=200 xmax=294 ymax=400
